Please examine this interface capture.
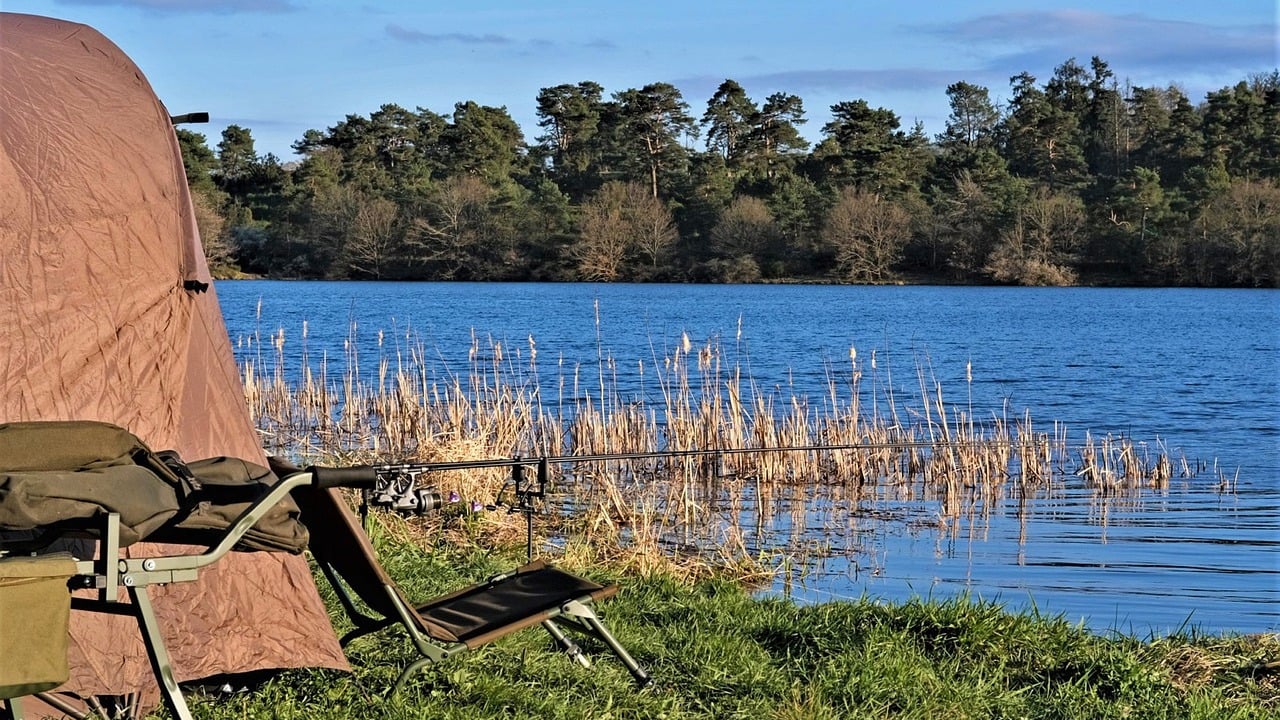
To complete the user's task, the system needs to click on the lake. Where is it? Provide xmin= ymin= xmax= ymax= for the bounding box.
xmin=216 ymin=281 xmax=1280 ymax=636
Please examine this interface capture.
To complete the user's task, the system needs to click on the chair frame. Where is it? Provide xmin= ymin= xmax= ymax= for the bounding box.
xmin=2 ymin=471 xmax=316 ymax=720
xmin=299 ymin=482 xmax=650 ymax=694
xmin=3 ymin=467 xmax=652 ymax=720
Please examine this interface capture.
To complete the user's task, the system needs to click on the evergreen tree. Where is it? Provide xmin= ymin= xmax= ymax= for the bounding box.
xmin=931 ymin=81 xmax=1006 ymax=214
xmin=817 ymin=99 xmax=927 ymax=196
xmin=614 ymin=83 xmax=697 ymax=198
xmin=1002 ymin=71 xmax=1087 ymax=191
xmin=939 ymin=81 xmax=1000 ymax=152
xmin=1083 ymin=57 xmax=1129 ymax=181
xmin=172 ymin=64 xmax=1279 ymax=287
xmin=1202 ymin=79 xmax=1280 ymax=182
xmin=765 ymin=173 xmax=826 ymax=275
xmin=176 ymin=129 xmax=219 ymax=195
xmin=440 ymin=101 xmax=527 ymax=185
xmin=215 ymin=124 xmax=258 ymax=189
xmin=1094 ymin=166 xmax=1171 ymax=274
xmin=702 ymin=79 xmax=758 ymax=168
xmin=745 ymin=92 xmax=808 ymax=185
xmin=535 ymin=82 xmax=605 ymax=200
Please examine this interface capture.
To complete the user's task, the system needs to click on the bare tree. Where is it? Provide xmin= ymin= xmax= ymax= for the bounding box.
xmin=574 ymin=182 xmax=632 ymax=280
xmin=937 ymin=171 xmax=998 ymax=274
xmin=1196 ymin=179 xmax=1280 ymax=286
xmin=304 ymin=184 xmax=363 ymax=276
xmin=344 ymin=196 xmax=400 ymax=278
xmin=190 ymin=188 xmax=233 ymax=275
xmin=711 ymin=196 xmax=779 ymax=260
xmin=573 ymin=181 xmax=677 ymax=280
xmin=822 ymin=187 xmax=910 ymax=282
xmin=1020 ymin=186 xmax=1085 ymax=260
xmin=983 ymin=219 xmax=1078 ymax=286
xmin=628 ymin=184 xmax=678 ymax=271
xmin=407 ymin=175 xmax=493 ymax=279
xmin=981 ymin=189 xmax=1084 ymax=285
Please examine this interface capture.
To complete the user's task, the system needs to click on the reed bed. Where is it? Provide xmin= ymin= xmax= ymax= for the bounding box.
xmin=240 ymin=321 xmax=1210 ymax=583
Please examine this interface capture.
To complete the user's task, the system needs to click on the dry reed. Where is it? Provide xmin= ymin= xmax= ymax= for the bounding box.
xmin=240 ymin=321 xmax=1213 ymax=583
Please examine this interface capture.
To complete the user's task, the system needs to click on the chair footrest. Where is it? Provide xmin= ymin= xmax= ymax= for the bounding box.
xmin=417 ymin=563 xmax=616 ymax=646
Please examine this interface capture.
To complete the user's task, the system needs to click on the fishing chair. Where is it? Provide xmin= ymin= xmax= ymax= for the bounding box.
xmin=0 ymin=421 xmax=322 ymax=720
xmin=279 ymin=462 xmax=651 ymax=695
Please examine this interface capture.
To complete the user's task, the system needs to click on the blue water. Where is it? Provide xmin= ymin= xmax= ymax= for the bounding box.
xmin=217 ymin=281 xmax=1280 ymax=636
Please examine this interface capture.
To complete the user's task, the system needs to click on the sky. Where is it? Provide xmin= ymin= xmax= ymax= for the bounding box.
xmin=2 ymin=0 xmax=1276 ymax=161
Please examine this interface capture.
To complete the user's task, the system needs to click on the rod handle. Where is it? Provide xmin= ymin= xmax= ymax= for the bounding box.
xmin=307 ymin=465 xmax=378 ymax=489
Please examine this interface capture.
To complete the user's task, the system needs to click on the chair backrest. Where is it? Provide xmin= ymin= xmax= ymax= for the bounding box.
xmin=290 ymin=485 xmax=462 ymax=643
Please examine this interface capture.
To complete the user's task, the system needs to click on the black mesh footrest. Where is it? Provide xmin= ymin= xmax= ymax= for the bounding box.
xmin=418 ymin=564 xmax=614 ymax=643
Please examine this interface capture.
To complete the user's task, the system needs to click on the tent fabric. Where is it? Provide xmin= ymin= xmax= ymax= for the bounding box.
xmin=0 ymin=10 xmax=348 ymax=708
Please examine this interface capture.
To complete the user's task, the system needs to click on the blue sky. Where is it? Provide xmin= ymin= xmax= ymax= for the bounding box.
xmin=3 ymin=0 xmax=1275 ymax=160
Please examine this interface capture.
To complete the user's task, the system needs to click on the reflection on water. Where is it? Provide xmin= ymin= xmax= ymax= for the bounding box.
xmin=216 ymin=281 xmax=1280 ymax=635
xmin=577 ymin=439 xmax=1274 ymax=635
xmin=740 ymin=477 xmax=1278 ymax=635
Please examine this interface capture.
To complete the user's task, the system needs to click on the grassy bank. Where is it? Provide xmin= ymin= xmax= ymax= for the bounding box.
xmin=181 ymin=531 xmax=1277 ymax=720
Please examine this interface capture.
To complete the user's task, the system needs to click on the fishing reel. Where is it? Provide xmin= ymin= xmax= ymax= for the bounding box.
xmin=368 ymin=466 xmax=460 ymax=516
xmin=359 ymin=457 xmax=551 ymax=561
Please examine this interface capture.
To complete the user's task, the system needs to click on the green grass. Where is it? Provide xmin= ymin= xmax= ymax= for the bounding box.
xmin=175 ymin=532 xmax=1280 ymax=720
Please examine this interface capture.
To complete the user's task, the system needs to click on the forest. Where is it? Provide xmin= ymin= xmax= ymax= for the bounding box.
xmin=181 ymin=56 xmax=1279 ymax=287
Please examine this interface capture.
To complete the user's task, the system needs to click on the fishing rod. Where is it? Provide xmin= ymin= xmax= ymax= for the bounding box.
xmin=309 ymin=435 xmax=994 ymax=485
xmin=305 ymin=437 xmax=1008 ymax=558
xmin=307 ymin=436 xmax=1012 ymax=499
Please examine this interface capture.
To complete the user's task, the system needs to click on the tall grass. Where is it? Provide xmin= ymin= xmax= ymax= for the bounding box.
xmin=239 ymin=318 xmax=1217 ymax=583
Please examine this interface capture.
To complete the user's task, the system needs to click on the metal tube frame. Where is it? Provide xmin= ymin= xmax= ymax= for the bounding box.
xmin=7 ymin=472 xmax=319 ymax=720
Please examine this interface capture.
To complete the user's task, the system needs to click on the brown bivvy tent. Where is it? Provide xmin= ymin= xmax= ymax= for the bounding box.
xmin=0 ymin=11 xmax=348 ymax=715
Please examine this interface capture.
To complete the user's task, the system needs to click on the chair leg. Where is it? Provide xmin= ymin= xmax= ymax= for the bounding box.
xmin=30 ymin=693 xmax=92 ymax=719
xmin=391 ymin=656 xmax=434 ymax=698
xmin=128 ymin=586 xmax=194 ymax=720
xmin=559 ymin=600 xmax=651 ymax=687
xmin=542 ymin=620 xmax=591 ymax=668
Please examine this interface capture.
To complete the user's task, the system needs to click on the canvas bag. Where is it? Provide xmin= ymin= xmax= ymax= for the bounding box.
xmin=0 ymin=421 xmax=192 ymax=545
xmin=0 ymin=553 xmax=78 ymax=697
xmin=0 ymin=420 xmax=308 ymax=553
xmin=154 ymin=455 xmax=310 ymax=553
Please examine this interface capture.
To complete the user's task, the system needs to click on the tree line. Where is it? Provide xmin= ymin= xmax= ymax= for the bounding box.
xmin=182 ymin=57 xmax=1280 ymax=287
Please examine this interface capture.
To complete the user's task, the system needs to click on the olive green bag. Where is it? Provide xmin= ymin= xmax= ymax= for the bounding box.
xmin=0 ymin=421 xmax=189 ymax=545
xmin=154 ymin=455 xmax=310 ymax=553
xmin=0 ymin=553 xmax=77 ymax=698
xmin=0 ymin=421 xmax=308 ymax=552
